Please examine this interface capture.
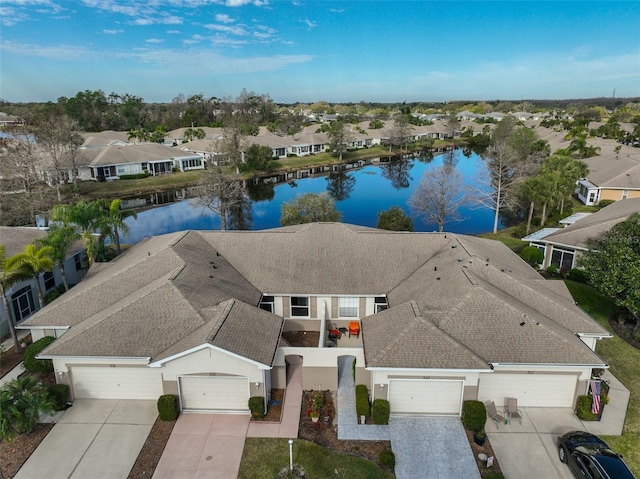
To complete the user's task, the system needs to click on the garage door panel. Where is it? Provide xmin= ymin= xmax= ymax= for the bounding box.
xmin=477 ymin=373 xmax=577 ymax=408
xmin=72 ymin=367 xmax=163 ymax=400
xmin=389 ymin=380 xmax=463 ymax=416
xmin=179 ymin=376 xmax=249 ymax=411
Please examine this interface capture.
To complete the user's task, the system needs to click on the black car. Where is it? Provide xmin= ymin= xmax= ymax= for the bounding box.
xmin=557 ymin=431 xmax=636 ymax=479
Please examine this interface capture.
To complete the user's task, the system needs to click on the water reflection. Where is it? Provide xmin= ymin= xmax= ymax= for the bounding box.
xmin=122 ymin=150 xmax=501 ymax=244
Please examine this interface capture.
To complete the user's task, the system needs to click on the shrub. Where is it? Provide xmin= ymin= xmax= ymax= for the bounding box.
xmin=597 ymin=199 xmax=615 ymax=209
xmin=157 ymin=394 xmax=179 ymax=421
xmin=23 ymin=336 xmax=55 ymax=374
xmin=575 ymin=395 xmax=598 ymax=421
xmin=568 ymin=268 xmax=589 ymax=283
xmin=355 ymin=384 xmax=370 ymax=417
xmin=1 ymin=376 xmax=55 ymax=441
xmin=352 ymin=357 xmax=356 ymax=381
xmin=372 ymin=399 xmax=390 ymax=425
xmin=119 ymin=172 xmax=150 ymax=180
xmin=248 ymin=396 xmax=265 ymax=419
xmin=520 ymin=246 xmax=544 ymax=265
xmin=461 ymin=400 xmax=486 ymax=432
xmin=546 ymin=264 xmax=559 ymax=274
xmin=47 ymin=384 xmax=70 ymax=410
xmin=379 ymin=449 xmax=396 ymax=468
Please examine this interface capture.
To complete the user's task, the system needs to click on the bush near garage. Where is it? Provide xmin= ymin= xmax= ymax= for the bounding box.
xmin=462 ymin=400 xmax=487 ymax=432
xmin=23 ymin=336 xmax=56 ymax=374
xmin=355 ymin=384 xmax=370 ymax=418
xmin=372 ymin=399 xmax=390 ymax=425
xmin=47 ymin=384 xmax=70 ymax=410
xmin=248 ymin=396 xmax=265 ymax=419
xmin=157 ymin=394 xmax=179 ymax=421
xmin=379 ymin=449 xmax=395 ymax=468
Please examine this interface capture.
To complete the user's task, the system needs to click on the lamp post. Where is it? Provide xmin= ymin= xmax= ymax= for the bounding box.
xmin=288 ymin=438 xmax=293 ymax=471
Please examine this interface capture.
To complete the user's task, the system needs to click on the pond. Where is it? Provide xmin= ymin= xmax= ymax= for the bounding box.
xmin=123 ymin=149 xmax=501 ymax=244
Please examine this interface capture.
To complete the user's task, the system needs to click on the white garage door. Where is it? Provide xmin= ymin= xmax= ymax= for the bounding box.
xmin=477 ymin=373 xmax=578 ymax=407
xmin=72 ymin=367 xmax=163 ymax=400
xmin=179 ymin=376 xmax=249 ymax=411
xmin=389 ymin=379 xmax=463 ymax=415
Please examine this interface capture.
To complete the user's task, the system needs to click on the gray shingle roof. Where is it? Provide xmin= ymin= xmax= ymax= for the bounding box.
xmin=24 ymin=223 xmax=608 ymax=370
xmin=542 ymin=198 xmax=640 ymax=249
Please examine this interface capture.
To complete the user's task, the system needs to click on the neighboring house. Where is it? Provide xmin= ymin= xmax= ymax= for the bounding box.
xmin=523 ymin=198 xmax=640 ymax=270
xmin=576 ymin=151 xmax=640 ymax=205
xmin=21 ymin=223 xmax=609 ymax=416
xmin=72 ymin=143 xmax=205 ymax=180
xmin=0 ymin=113 xmax=26 ymax=127
xmin=0 ymin=226 xmax=87 ymax=338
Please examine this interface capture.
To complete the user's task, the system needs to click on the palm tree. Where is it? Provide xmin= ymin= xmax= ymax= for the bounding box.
xmin=520 ymin=175 xmax=550 ymax=235
xmin=0 ymin=245 xmax=29 ymax=353
xmin=540 ymin=155 xmax=588 ymax=215
xmin=37 ymin=225 xmax=77 ymax=291
xmin=4 ymin=244 xmax=54 ymax=310
xmin=51 ymin=201 xmax=101 ymax=266
xmin=0 ymin=376 xmax=56 ymax=442
xmin=95 ymin=199 xmax=137 ymax=256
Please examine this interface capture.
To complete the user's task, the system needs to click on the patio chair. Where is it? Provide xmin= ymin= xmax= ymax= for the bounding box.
xmin=506 ymin=398 xmax=523 ymax=425
xmin=485 ymin=400 xmax=505 ymax=429
xmin=348 ymin=321 xmax=360 ymax=338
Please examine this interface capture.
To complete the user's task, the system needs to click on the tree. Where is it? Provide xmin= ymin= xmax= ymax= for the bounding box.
xmin=326 ymin=171 xmax=356 ymax=201
xmin=519 ymin=175 xmax=551 ymax=234
xmin=183 ymin=127 xmax=206 ymax=142
xmin=408 ymin=164 xmax=469 ymax=232
xmin=491 ymin=115 xmax=518 ymax=146
xmin=51 ymin=201 xmax=103 ymax=266
xmin=220 ymin=117 xmax=247 ymax=174
xmin=33 ymin=115 xmax=84 ymax=199
xmin=192 ymin=165 xmax=245 ymax=231
xmin=389 ymin=114 xmax=413 ymax=152
xmin=539 ymin=155 xmax=588 ymax=215
xmin=280 ymin=193 xmax=341 ymax=226
xmin=4 ymin=244 xmax=54 ymax=311
xmin=377 ymin=206 xmax=414 ymax=231
xmin=94 ymin=199 xmax=137 ymax=256
xmin=475 ymin=143 xmax=520 ymax=234
xmin=380 ymin=158 xmax=413 ymax=189
xmin=244 ymin=144 xmax=274 ymax=171
xmin=0 ymin=376 xmax=56 ymax=442
xmin=0 ymin=245 xmax=28 ymax=353
xmin=326 ymin=121 xmax=353 ymax=160
xmin=37 ymin=224 xmax=77 ymax=291
xmin=580 ymin=213 xmax=640 ymax=331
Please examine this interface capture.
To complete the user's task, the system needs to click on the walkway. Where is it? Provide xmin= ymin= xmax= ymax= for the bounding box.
xmin=336 ymin=356 xmax=389 ymax=440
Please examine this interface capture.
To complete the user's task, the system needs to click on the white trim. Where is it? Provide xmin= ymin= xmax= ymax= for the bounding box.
xmin=37 ymin=354 xmax=151 ymax=363
xmin=149 ymin=343 xmax=271 ymax=369
xmin=367 ymin=366 xmax=490 ymax=373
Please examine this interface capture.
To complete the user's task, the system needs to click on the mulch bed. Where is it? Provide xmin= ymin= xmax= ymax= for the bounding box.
xmin=609 ymin=318 xmax=640 ymax=350
xmin=127 ymin=418 xmax=176 ymax=479
xmin=0 ymin=424 xmax=54 ymax=479
xmin=0 ymin=334 xmax=32 ymax=378
xmin=465 ymin=429 xmax=503 ymax=478
xmin=282 ymin=331 xmax=321 ymax=347
xmin=298 ymin=390 xmax=392 ymax=469
xmin=252 ymin=389 xmax=285 ymax=422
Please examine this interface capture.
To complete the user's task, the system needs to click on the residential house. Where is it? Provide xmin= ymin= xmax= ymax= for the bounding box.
xmin=21 ymin=223 xmax=609 ymax=415
xmin=523 ymin=198 xmax=640 ymax=270
xmin=0 ymin=226 xmax=87 ymax=338
xmin=576 ymin=150 xmax=640 ymax=205
xmin=73 ymin=143 xmax=205 ymax=181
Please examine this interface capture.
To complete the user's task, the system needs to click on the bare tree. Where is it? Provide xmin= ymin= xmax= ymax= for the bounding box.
xmin=192 ymin=165 xmax=245 ymax=231
xmin=389 ymin=114 xmax=413 ymax=152
xmin=408 ymin=164 xmax=469 ymax=232
xmin=327 ymin=121 xmax=354 ymax=160
xmin=220 ymin=115 xmax=246 ymax=174
xmin=475 ymin=143 xmax=520 ymax=234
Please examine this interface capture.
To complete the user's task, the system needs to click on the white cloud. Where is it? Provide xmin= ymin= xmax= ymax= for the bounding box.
xmin=145 ymin=38 xmax=164 ymax=43
xmin=131 ymin=14 xmax=182 ymax=26
xmin=302 ymin=19 xmax=316 ymax=29
xmin=0 ymin=39 xmax=90 ymax=60
xmin=224 ymin=0 xmax=268 ymax=6
xmin=103 ymin=29 xmax=123 ymax=34
xmin=204 ymin=23 xmax=247 ymax=35
xmin=167 ymin=30 xmax=180 ymax=34
xmin=215 ymin=13 xmax=235 ymax=23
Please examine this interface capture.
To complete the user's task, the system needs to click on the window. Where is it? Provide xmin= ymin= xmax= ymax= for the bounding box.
xmin=338 ymin=297 xmax=358 ymax=318
xmin=551 ymin=247 xmax=575 ymax=271
xmin=374 ymin=296 xmax=388 ymax=313
xmin=74 ymin=253 xmax=85 ymax=271
xmin=290 ymin=297 xmax=309 ymax=317
xmin=259 ymin=295 xmax=275 ymax=313
xmin=43 ymin=271 xmax=55 ymax=291
xmin=622 ymin=189 xmax=629 ymax=199
xmin=11 ymin=286 xmax=36 ymax=322
xmin=588 ymin=192 xmax=597 ymax=203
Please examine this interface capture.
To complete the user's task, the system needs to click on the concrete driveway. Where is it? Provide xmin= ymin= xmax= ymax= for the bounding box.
xmin=16 ymin=399 xmax=157 ymax=479
xmin=390 ymin=417 xmax=481 ymax=479
xmin=486 ymin=408 xmax=582 ymax=479
xmin=152 ymin=413 xmax=250 ymax=479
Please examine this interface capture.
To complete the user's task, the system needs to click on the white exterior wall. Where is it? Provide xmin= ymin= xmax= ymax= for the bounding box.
xmin=114 ymin=163 xmax=144 ymax=177
xmin=158 ymin=347 xmax=264 ymax=384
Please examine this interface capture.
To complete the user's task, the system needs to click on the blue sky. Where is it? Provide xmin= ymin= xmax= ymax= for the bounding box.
xmin=1 ymin=1 xmax=639 ymax=103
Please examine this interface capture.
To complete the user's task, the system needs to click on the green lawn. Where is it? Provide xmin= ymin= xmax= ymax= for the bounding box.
xmin=238 ymin=438 xmax=394 ymax=479
xmin=564 ymin=280 xmax=640 ymax=475
xmin=479 ymin=227 xmax=527 ymax=254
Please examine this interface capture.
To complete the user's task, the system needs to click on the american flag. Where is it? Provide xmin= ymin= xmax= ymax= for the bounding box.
xmin=591 ymin=380 xmax=601 ymax=415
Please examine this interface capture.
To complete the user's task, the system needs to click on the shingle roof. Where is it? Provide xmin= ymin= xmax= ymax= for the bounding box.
xmin=0 ymin=227 xmax=48 ymax=256
xmin=24 ymin=223 xmax=608 ymax=370
xmin=542 ymin=198 xmax=640 ymax=249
